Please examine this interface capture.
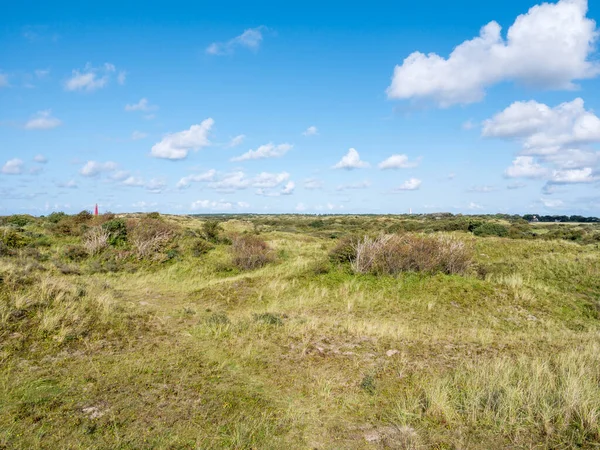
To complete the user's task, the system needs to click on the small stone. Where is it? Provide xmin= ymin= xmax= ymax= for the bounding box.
xmin=386 ymin=349 xmax=400 ymax=357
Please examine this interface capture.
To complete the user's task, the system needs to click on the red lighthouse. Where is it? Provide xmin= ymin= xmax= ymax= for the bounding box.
xmin=94 ymin=204 xmax=99 ymax=216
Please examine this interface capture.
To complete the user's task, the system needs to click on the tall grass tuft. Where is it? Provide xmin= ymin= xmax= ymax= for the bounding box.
xmin=231 ymin=234 xmax=275 ymax=270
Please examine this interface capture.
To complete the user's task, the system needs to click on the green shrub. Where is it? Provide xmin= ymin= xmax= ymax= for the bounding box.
xmin=202 ymin=220 xmax=222 ymax=243
xmin=253 ymin=313 xmax=283 ymax=326
xmin=63 ymin=245 xmax=88 ymax=262
xmin=146 ymin=212 xmax=161 ymax=219
xmin=231 ymin=234 xmax=274 ymax=270
xmin=46 ymin=212 xmax=67 ymax=224
xmin=329 ymin=234 xmax=360 ymax=264
xmin=472 ymin=223 xmax=509 ymax=237
xmin=191 ymin=239 xmax=214 ymax=257
xmin=1 ymin=229 xmax=30 ymax=248
xmin=102 ymin=219 xmax=128 ymax=246
xmin=4 ymin=215 xmax=32 ymax=227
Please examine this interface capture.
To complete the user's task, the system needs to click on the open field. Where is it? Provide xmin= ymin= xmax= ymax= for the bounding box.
xmin=1 ymin=213 xmax=600 ymax=449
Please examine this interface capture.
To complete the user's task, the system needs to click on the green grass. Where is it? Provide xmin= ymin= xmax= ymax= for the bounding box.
xmin=1 ymin=214 xmax=600 ymax=448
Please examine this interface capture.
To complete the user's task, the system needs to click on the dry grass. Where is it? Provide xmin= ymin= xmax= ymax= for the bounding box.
xmin=352 ymin=233 xmax=473 ymax=275
xmin=231 ymin=233 xmax=275 ymax=270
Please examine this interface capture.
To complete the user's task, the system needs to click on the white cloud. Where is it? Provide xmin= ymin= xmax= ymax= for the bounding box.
xmin=333 ymin=148 xmax=370 ymax=169
xmin=227 ymin=134 xmax=246 ymax=148
xmin=482 ymin=98 xmax=600 ymax=150
xmin=0 ymin=73 xmax=8 ymax=87
xmin=468 ymin=202 xmax=484 ymax=210
xmin=24 ymin=110 xmax=62 ymax=130
xmin=117 ymin=71 xmax=127 ymax=85
xmin=295 ymin=202 xmax=306 ymax=212
xmin=146 ymin=178 xmax=167 ymax=193
xmin=550 ymin=167 xmax=597 ymax=183
xmin=303 ymin=126 xmax=318 ymax=136
xmin=238 ymin=201 xmax=250 ymax=208
xmin=378 ymin=154 xmax=420 ymax=169
xmin=467 ymin=185 xmax=496 ymax=193
xmin=131 ymin=131 xmax=148 ymax=140
xmin=132 ymin=201 xmax=158 ymax=209
xmin=125 ymin=98 xmax=158 ymax=112
xmin=336 ymin=180 xmax=371 ymax=191
xmin=151 ymin=118 xmax=214 ymax=160
xmin=1 ymin=158 xmax=24 ymax=175
xmin=80 ymin=160 xmax=117 ymax=177
xmin=190 ymin=200 xmax=234 ymax=211
xmin=35 ymin=69 xmax=50 ymax=78
xmin=541 ymin=197 xmax=565 ymax=208
xmin=33 ymin=154 xmax=47 ymax=163
xmin=281 ymin=181 xmax=295 ymax=195
xmin=395 ymin=178 xmax=422 ymax=191
xmin=231 ymin=143 xmax=292 ymax=161
xmin=122 ymin=176 xmax=145 ymax=187
xmin=206 ymin=26 xmax=265 ymax=55
xmin=57 ymin=180 xmax=78 ymax=189
xmin=176 ymin=169 xmax=216 ymax=189
xmin=504 ymin=156 xmax=548 ymax=178
xmin=65 ymin=63 xmax=120 ymax=92
xmin=387 ymin=0 xmax=600 ymax=107
xmin=111 ymin=170 xmax=130 ymax=181
xmin=206 ymin=170 xmax=290 ymax=193
xmin=507 ymin=182 xmax=526 ymax=189
xmin=304 ymin=178 xmax=324 ymax=189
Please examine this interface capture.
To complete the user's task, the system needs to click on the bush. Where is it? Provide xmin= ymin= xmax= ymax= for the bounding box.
xmin=202 ymin=220 xmax=222 ymax=243
xmin=329 ymin=234 xmax=360 ymax=264
xmin=472 ymin=223 xmax=509 ymax=237
xmin=4 ymin=215 xmax=32 ymax=227
xmin=352 ymin=233 xmax=473 ymax=276
xmin=1 ymin=229 xmax=29 ymax=249
xmin=231 ymin=234 xmax=274 ymax=270
xmin=102 ymin=219 xmax=128 ymax=246
xmin=83 ymin=226 xmax=110 ymax=255
xmin=46 ymin=212 xmax=67 ymax=224
xmin=191 ymin=239 xmax=214 ymax=257
xmin=63 ymin=245 xmax=88 ymax=262
xmin=129 ymin=218 xmax=176 ymax=259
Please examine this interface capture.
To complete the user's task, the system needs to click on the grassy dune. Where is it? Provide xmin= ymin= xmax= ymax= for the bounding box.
xmin=1 ymin=214 xmax=600 ymax=448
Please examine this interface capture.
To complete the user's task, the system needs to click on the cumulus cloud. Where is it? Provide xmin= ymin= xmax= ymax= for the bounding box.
xmin=117 ymin=71 xmax=127 ymax=85
xmin=504 ymin=156 xmax=548 ymax=178
xmin=395 ymin=178 xmax=422 ymax=191
xmin=1 ymin=158 xmax=24 ymax=175
xmin=333 ymin=148 xmax=370 ymax=169
xmin=176 ymin=169 xmax=216 ymax=189
xmin=387 ymin=0 xmax=600 ymax=107
xmin=122 ymin=176 xmax=145 ymax=187
xmin=80 ymin=160 xmax=117 ymax=177
xmin=24 ymin=110 xmax=62 ymax=130
xmin=65 ymin=63 xmax=119 ymax=92
xmin=125 ymin=98 xmax=158 ymax=112
xmin=468 ymin=202 xmax=484 ymax=210
xmin=540 ymin=197 xmax=565 ymax=208
xmin=190 ymin=200 xmax=234 ymax=211
xmin=146 ymin=178 xmax=167 ymax=193
xmin=231 ymin=143 xmax=292 ymax=161
xmin=151 ymin=119 xmax=214 ymax=160
xmin=206 ymin=26 xmax=266 ymax=55
xmin=295 ymin=203 xmax=307 ymax=212
xmin=484 ymin=97 xmax=600 ymax=188
xmin=0 ymin=73 xmax=8 ymax=87
xmin=205 ymin=170 xmax=290 ymax=193
xmin=507 ymin=182 xmax=527 ymax=189
xmin=281 ymin=181 xmax=295 ymax=195
xmin=303 ymin=126 xmax=318 ymax=136
xmin=33 ymin=154 xmax=47 ymax=163
xmin=550 ymin=167 xmax=597 ymax=183
xmin=378 ymin=154 xmax=420 ymax=169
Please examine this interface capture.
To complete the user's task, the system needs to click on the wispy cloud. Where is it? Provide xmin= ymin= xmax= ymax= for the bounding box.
xmin=206 ymin=26 xmax=266 ymax=55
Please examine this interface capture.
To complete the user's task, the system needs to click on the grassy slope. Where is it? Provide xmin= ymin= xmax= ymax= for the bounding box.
xmin=1 ymin=216 xmax=600 ymax=449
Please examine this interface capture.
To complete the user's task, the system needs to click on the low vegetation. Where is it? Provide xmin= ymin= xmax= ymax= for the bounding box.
xmin=1 ymin=211 xmax=600 ymax=448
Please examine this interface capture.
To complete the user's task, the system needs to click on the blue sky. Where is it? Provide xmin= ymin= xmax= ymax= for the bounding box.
xmin=1 ymin=0 xmax=599 ymax=215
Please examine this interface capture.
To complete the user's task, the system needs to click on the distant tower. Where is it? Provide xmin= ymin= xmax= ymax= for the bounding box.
xmin=409 ymin=208 xmax=412 ymax=215
xmin=94 ymin=204 xmax=99 ymax=216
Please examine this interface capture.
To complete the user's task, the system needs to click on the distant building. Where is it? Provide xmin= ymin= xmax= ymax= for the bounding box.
xmin=531 ymin=215 xmax=539 ymax=223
